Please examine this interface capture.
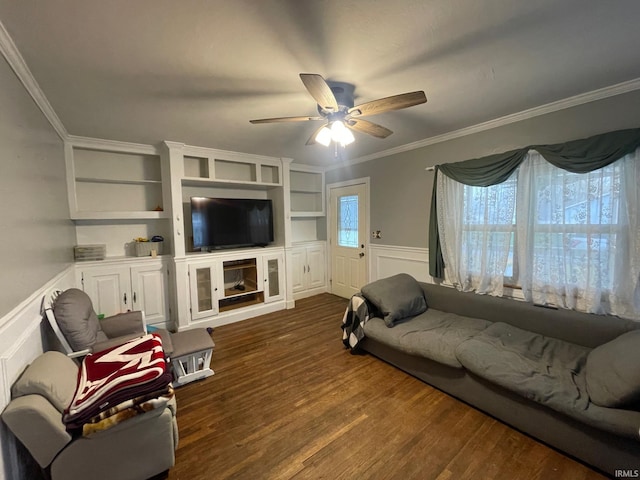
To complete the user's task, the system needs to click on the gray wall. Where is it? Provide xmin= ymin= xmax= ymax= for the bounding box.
xmin=326 ymin=90 xmax=640 ymax=248
xmin=0 ymin=56 xmax=75 ymax=318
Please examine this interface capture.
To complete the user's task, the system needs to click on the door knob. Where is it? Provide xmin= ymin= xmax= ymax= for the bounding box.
xmin=359 ymin=252 xmax=365 ymax=258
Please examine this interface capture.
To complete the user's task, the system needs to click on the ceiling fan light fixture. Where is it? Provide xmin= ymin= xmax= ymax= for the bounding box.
xmin=315 ymin=126 xmax=332 ymax=146
xmin=330 ymin=120 xmax=355 ymax=147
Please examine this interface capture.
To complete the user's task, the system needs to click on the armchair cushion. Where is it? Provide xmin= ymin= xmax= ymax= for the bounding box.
xmin=93 ymin=332 xmax=148 ymax=354
xmin=53 ymin=288 xmax=100 ymax=351
xmin=99 ymin=311 xmax=145 ymax=338
xmin=11 ymin=351 xmax=78 ymax=412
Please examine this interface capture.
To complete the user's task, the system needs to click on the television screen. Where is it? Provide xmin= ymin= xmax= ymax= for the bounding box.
xmin=191 ymin=197 xmax=274 ymax=250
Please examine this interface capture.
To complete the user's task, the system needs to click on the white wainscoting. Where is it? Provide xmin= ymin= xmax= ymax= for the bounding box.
xmin=368 ymin=244 xmax=433 ymax=283
xmin=0 ymin=266 xmax=76 ymax=480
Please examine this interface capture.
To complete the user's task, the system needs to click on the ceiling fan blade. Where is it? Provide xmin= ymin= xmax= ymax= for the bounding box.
xmin=305 ymin=124 xmax=328 ymax=146
xmin=300 ymin=74 xmax=339 ymax=112
xmin=347 ymin=119 xmax=393 ymax=139
xmin=348 ymin=91 xmax=427 ymax=117
xmin=250 ymin=116 xmax=323 ymax=124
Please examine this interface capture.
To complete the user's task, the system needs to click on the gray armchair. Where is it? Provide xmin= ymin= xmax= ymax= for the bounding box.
xmin=2 ymin=351 xmax=178 ymax=480
xmin=45 ymin=288 xmax=173 ymax=357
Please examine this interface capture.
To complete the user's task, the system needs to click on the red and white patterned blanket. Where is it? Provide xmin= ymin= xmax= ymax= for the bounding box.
xmin=63 ymin=333 xmax=173 ymax=431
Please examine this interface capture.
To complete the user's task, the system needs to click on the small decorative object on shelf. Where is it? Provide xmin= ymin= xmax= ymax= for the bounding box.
xmin=74 ymin=244 xmax=106 ymax=261
xmin=153 ymin=205 xmax=163 ymax=211
xmin=134 ymin=236 xmax=164 ymax=257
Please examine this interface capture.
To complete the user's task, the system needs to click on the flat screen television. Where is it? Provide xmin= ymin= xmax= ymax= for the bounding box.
xmin=191 ymin=197 xmax=274 ymax=250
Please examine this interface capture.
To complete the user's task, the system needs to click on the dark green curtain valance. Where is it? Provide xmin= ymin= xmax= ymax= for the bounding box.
xmin=429 ymin=127 xmax=640 ymax=279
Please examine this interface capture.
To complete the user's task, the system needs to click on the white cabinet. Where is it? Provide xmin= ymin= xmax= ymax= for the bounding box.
xmin=78 ymin=260 xmax=170 ymax=328
xmin=290 ymin=243 xmax=326 ymax=299
xmin=183 ymin=249 xmax=287 ymax=329
xmin=263 ymin=252 xmax=285 ymax=303
xmin=188 ymin=261 xmax=219 ymax=320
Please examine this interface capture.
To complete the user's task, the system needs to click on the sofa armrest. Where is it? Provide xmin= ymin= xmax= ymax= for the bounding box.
xmin=2 ymin=394 xmax=72 ymax=468
xmin=100 ymin=311 xmax=146 ymax=338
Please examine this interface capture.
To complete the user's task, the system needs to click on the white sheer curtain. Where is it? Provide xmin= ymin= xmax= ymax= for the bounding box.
xmin=517 ymin=150 xmax=640 ymax=317
xmin=436 ymin=170 xmax=517 ymax=296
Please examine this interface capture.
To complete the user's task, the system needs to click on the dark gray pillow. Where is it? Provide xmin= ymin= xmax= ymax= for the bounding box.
xmin=53 ymin=288 xmax=99 ymax=351
xmin=360 ymin=273 xmax=427 ymax=327
xmin=585 ymin=330 xmax=640 ymax=408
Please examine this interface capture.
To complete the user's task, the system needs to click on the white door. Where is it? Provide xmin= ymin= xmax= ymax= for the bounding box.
xmin=81 ymin=266 xmax=131 ymax=316
xmin=329 ymin=182 xmax=368 ymax=298
xmin=131 ymin=264 xmax=168 ymax=326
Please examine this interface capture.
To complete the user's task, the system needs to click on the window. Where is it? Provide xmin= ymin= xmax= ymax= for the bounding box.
xmin=462 ymin=176 xmax=517 ymax=282
xmin=525 ymin=153 xmax=622 ymax=292
xmin=438 ymin=148 xmax=639 ymax=317
xmin=338 ymin=194 xmax=359 ymax=248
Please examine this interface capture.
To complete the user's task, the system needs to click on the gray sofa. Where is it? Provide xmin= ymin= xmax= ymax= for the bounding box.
xmin=349 ymin=274 xmax=640 ymax=476
xmin=2 ymin=351 xmax=178 ymax=480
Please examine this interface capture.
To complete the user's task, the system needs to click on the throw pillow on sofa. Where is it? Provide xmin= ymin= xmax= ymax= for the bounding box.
xmin=585 ymin=329 xmax=640 ymax=408
xmin=360 ymin=273 xmax=427 ymax=327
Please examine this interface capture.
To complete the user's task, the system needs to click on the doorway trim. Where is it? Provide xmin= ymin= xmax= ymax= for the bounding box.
xmin=326 ymin=176 xmax=371 ymax=295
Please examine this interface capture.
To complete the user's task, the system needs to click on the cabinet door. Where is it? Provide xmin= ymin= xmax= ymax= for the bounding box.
xmin=131 ymin=264 xmax=168 ymax=326
xmin=306 ymin=245 xmax=326 ymax=290
xmin=189 ymin=262 xmax=219 ymax=320
xmin=290 ymin=248 xmax=307 ymax=293
xmin=81 ymin=266 xmax=131 ymax=316
xmin=263 ymin=252 xmax=284 ymax=303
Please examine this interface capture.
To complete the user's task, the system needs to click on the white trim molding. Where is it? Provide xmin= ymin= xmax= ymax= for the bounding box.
xmin=0 ymin=19 xmax=68 ymax=141
xmin=66 ymin=135 xmax=159 ymax=155
xmin=0 ymin=265 xmax=76 ymax=479
xmin=369 ymin=244 xmax=431 ymax=283
xmin=328 ymin=77 xmax=640 ymax=171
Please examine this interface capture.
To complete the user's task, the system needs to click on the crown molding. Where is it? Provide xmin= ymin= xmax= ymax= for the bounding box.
xmin=328 ymin=77 xmax=640 ymax=171
xmin=67 ymin=135 xmax=159 ymax=155
xmin=0 ymin=20 xmax=68 ymax=141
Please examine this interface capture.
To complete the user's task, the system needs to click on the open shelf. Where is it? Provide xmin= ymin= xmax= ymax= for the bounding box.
xmin=219 ymin=292 xmax=264 ymax=312
xmin=220 ymin=258 xmax=259 ymax=310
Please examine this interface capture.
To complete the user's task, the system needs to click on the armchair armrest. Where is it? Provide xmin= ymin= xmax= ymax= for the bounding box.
xmin=100 ymin=311 xmax=146 ymax=338
xmin=2 ymin=394 xmax=72 ymax=468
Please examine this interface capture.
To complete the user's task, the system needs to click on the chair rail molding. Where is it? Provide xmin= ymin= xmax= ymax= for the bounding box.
xmin=369 ymin=244 xmax=431 ymax=283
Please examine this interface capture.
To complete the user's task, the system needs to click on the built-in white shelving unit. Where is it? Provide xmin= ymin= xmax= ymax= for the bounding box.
xmin=64 ymin=137 xmax=329 ymax=333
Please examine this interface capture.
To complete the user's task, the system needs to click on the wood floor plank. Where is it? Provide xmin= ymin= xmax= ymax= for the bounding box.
xmin=167 ymin=294 xmax=606 ymax=480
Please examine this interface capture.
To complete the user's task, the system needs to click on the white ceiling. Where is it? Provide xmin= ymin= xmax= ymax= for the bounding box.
xmin=2 ymin=0 xmax=640 ymax=165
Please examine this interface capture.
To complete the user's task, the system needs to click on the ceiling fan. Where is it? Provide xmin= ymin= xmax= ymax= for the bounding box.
xmin=249 ymin=74 xmax=427 ymax=147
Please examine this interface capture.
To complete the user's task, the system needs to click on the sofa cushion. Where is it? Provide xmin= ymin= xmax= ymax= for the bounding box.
xmin=455 ymin=322 xmax=591 ymax=414
xmin=11 ymin=351 xmax=79 ymax=412
xmin=585 ymin=330 xmax=640 ymax=408
xmin=363 ymin=309 xmax=491 ymax=368
xmin=53 ymin=288 xmax=100 ymax=351
xmin=361 ymin=274 xmax=427 ymax=327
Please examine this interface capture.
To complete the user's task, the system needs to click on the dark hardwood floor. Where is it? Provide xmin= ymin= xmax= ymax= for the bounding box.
xmin=168 ymin=294 xmax=605 ymax=480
